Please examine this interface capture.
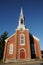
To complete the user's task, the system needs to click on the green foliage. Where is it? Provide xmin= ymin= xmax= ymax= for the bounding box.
xmin=0 ymin=32 xmax=8 ymax=60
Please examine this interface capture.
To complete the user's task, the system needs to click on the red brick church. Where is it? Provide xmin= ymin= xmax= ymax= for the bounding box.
xmin=3 ymin=8 xmax=42 ymax=62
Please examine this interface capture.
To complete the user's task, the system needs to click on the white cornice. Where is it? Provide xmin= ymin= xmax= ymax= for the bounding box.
xmin=33 ymin=35 xmax=39 ymax=41
xmin=5 ymin=33 xmax=16 ymax=43
xmin=16 ymin=27 xmax=29 ymax=31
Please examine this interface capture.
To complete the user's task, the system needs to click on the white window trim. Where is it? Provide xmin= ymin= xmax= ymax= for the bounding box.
xmin=20 ymin=34 xmax=25 ymax=45
xmin=9 ymin=44 xmax=13 ymax=54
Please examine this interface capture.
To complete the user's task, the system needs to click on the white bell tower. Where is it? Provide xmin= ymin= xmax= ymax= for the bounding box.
xmin=17 ymin=7 xmax=25 ymax=30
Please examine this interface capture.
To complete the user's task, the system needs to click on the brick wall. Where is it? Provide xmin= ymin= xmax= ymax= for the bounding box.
xmin=16 ymin=30 xmax=31 ymax=59
xmin=34 ymin=38 xmax=42 ymax=59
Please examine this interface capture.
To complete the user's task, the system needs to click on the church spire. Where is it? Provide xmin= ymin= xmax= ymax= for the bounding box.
xmin=20 ymin=7 xmax=24 ymax=19
xmin=17 ymin=7 xmax=25 ymax=30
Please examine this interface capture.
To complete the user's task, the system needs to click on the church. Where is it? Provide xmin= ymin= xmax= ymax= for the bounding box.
xmin=3 ymin=8 xmax=42 ymax=62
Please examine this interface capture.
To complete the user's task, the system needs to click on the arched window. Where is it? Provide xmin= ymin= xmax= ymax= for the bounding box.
xmin=20 ymin=49 xmax=24 ymax=52
xmin=20 ymin=34 xmax=25 ymax=45
xmin=21 ymin=19 xmax=24 ymax=24
xmin=9 ymin=44 xmax=13 ymax=54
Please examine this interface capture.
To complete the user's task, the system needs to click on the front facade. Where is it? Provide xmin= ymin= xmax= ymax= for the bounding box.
xmin=3 ymin=8 xmax=42 ymax=62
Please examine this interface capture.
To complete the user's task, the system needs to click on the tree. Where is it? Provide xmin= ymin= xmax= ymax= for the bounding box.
xmin=0 ymin=32 xmax=8 ymax=59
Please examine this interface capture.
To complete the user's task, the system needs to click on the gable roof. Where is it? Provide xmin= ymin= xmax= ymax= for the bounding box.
xmin=5 ymin=33 xmax=16 ymax=43
xmin=33 ymin=35 xmax=39 ymax=41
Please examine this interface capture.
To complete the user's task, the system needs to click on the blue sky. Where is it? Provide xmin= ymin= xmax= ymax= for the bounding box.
xmin=0 ymin=0 xmax=43 ymax=50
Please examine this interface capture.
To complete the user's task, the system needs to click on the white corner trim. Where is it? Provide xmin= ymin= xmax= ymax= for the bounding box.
xmin=5 ymin=33 xmax=16 ymax=43
xmin=5 ymin=39 xmax=8 ymax=43
xmin=33 ymin=35 xmax=39 ymax=41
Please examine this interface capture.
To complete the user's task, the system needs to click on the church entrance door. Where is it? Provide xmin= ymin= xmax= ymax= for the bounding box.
xmin=20 ymin=49 xmax=25 ymax=58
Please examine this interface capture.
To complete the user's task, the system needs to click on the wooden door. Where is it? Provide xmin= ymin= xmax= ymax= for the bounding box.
xmin=20 ymin=49 xmax=25 ymax=58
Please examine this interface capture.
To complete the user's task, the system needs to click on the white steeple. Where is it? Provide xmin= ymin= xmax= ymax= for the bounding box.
xmin=17 ymin=7 xmax=25 ymax=30
xmin=20 ymin=7 xmax=24 ymax=19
